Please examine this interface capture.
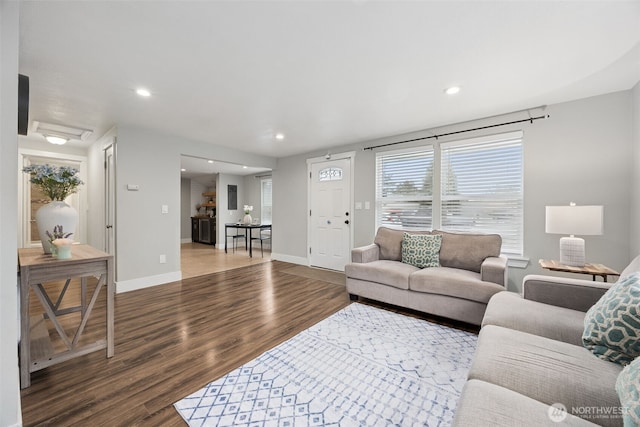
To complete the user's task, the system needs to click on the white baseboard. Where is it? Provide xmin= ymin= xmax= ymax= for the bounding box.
xmin=271 ymin=252 xmax=308 ymax=266
xmin=180 ymin=238 xmax=192 ymax=244
xmin=116 ymin=270 xmax=182 ymax=294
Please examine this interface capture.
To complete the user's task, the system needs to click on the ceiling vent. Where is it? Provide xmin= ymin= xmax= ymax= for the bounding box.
xmin=32 ymin=121 xmax=93 ymax=141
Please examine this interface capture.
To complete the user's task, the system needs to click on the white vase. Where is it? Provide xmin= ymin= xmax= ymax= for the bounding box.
xmin=243 ymin=214 xmax=252 ymax=225
xmin=35 ymin=201 xmax=78 ymax=254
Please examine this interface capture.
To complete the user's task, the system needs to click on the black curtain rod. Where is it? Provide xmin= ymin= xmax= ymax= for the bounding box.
xmin=363 ymin=114 xmax=550 ymax=151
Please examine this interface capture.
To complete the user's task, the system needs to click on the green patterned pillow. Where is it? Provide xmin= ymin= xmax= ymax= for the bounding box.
xmin=582 ymin=272 xmax=640 ymax=365
xmin=616 ymin=356 xmax=640 ymax=426
xmin=401 ymin=233 xmax=442 ymax=268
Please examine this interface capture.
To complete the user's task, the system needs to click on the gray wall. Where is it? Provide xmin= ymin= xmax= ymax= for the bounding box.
xmin=274 ymin=90 xmax=635 ymax=291
xmin=273 ymin=154 xmax=312 ymax=263
xmin=180 ymin=178 xmax=192 ymax=241
xmin=1 ymin=1 xmax=22 ymax=424
xmin=113 ymin=126 xmax=276 ymax=288
xmin=216 ymin=173 xmax=246 ymax=246
xmin=631 ymin=81 xmax=640 ymax=257
xmin=244 ymin=174 xmax=265 ymax=223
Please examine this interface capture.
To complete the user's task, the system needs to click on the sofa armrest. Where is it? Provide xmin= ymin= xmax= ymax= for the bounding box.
xmin=481 ymin=256 xmax=508 ymax=287
xmin=351 ymin=244 xmax=380 ymax=263
xmin=522 ymin=274 xmax=612 ymax=312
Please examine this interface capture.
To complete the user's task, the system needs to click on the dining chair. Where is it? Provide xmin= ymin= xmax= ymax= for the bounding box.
xmin=251 ymin=229 xmax=271 ymax=257
xmin=226 ymin=229 xmax=245 ymax=252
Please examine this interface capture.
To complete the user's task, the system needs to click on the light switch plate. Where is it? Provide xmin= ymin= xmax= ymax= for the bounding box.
xmin=161 ymin=205 xmax=169 ymax=214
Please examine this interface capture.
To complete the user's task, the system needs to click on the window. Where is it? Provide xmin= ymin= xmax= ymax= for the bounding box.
xmin=375 ymin=147 xmax=434 ymax=229
xmin=375 ymin=131 xmax=523 ymax=255
xmin=261 ymin=178 xmax=272 ymax=224
xmin=318 ymin=167 xmax=343 ymax=181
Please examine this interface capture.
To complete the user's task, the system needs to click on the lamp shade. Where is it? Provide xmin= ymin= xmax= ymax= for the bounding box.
xmin=545 ymin=205 xmax=603 ymax=236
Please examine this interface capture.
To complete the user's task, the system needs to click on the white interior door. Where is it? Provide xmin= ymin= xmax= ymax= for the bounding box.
xmin=309 ymin=157 xmax=352 ymax=271
xmin=104 ymin=142 xmax=116 ymax=255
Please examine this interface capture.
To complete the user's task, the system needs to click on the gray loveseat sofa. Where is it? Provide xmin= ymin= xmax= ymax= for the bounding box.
xmin=345 ymin=227 xmax=508 ymax=325
xmin=452 ymin=255 xmax=640 ymax=427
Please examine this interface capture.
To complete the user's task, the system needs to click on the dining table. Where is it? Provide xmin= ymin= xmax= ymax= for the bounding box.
xmin=224 ymin=223 xmax=272 ymax=257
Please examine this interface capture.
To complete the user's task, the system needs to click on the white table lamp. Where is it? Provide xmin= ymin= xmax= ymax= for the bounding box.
xmin=545 ymin=203 xmax=603 ymax=267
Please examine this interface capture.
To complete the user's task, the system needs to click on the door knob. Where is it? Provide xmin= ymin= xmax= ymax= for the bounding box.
xmin=344 ymin=220 xmax=350 ymax=225
xmin=327 ymin=220 xmax=331 ymax=225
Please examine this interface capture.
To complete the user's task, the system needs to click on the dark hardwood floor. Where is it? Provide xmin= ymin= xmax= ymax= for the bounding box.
xmin=20 ymin=261 xmax=350 ymax=426
xmin=20 ymin=260 xmax=478 ymax=426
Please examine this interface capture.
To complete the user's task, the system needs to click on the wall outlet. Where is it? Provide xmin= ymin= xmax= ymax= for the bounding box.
xmin=159 ymin=254 xmax=166 ymax=264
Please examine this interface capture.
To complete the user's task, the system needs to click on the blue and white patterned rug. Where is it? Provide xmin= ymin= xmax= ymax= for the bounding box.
xmin=174 ymin=303 xmax=477 ymax=427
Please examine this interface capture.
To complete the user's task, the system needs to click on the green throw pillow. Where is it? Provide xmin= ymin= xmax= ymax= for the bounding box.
xmin=401 ymin=233 xmax=442 ymax=268
xmin=582 ymin=272 xmax=640 ymax=365
xmin=616 ymin=356 xmax=640 ymax=427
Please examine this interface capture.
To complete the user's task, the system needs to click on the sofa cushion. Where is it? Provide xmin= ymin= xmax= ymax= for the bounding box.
xmin=469 ymin=325 xmax=623 ymax=427
xmin=433 ymin=230 xmax=501 ymax=273
xmin=583 ymin=272 xmax=640 ymax=365
xmin=482 ymin=291 xmax=586 ymax=346
xmin=408 ymin=267 xmax=504 ymax=303
xmin=615 ymin=357 xmax=640 ymax=427
xmin=374 ymin=227 xmax=431 ymax=261
xmin=453 ymin=379 xmax=599 ymax=427
xmin=344 ymin=260 xmax=419 ymax=290
xmin=401 ymin=233 xmax=441 ymax=268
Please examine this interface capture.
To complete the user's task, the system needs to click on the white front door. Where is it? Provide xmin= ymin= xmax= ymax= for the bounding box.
xmin=309 ymin=157 xmax=352 ymax=271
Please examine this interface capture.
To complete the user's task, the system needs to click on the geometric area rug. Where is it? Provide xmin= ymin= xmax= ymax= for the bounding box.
xmin=174 ymin=303 xmax=478 ymax=426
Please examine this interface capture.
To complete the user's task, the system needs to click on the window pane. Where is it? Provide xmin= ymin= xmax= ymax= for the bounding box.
xmin=376 ymin=148 xmax=434 ymax=229
xmin=261 ymin=178 xmax=272 ymax=224
xmin=441 ymin=138 xmax=523 ymax=255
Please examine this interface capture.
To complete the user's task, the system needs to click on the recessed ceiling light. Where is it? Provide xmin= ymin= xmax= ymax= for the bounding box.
xmin=181 ymin=168 xmax=186 ymax=172
xmin=275 ymin=133 xmax=285 ymax=140
xmin=242 ymin=166 xmax=248 ymax=169
xmin=136 ymin=88 xmax=151 ymax=97
xmin=445 ymin=86 xmax=461 ymax=95
xmin=208 ymin=160 xmax=214 ymax=164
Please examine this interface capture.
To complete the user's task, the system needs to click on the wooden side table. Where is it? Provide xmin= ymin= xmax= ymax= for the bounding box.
xmin=539 ymin=259 xmax=620 ymax=282
xmin=18 ymin=245 xmax=114 ymax=388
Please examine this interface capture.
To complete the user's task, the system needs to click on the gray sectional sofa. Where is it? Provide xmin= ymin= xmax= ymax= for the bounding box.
xmin=345 ymin=227 xmax=508 ymax=325
xmin=452 ymin=255 xmax=640 ymax=427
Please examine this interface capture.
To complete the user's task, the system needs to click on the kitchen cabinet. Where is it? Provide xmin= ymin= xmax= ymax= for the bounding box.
xmin=191 ymin=217 xmax=216 ymax=245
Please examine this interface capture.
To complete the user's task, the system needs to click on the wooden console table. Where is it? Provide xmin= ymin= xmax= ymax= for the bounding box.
xmin=539 ymin=259 xmax=620 ymax=282
xmin=18 ymin=245 xmax=114 ymax=388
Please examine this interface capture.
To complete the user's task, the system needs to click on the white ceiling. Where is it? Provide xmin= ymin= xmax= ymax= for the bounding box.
xmin=18 ymin=1 xmax=640 ymax=159
xmin=180 ymin=155 xmax=271 ymax=184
